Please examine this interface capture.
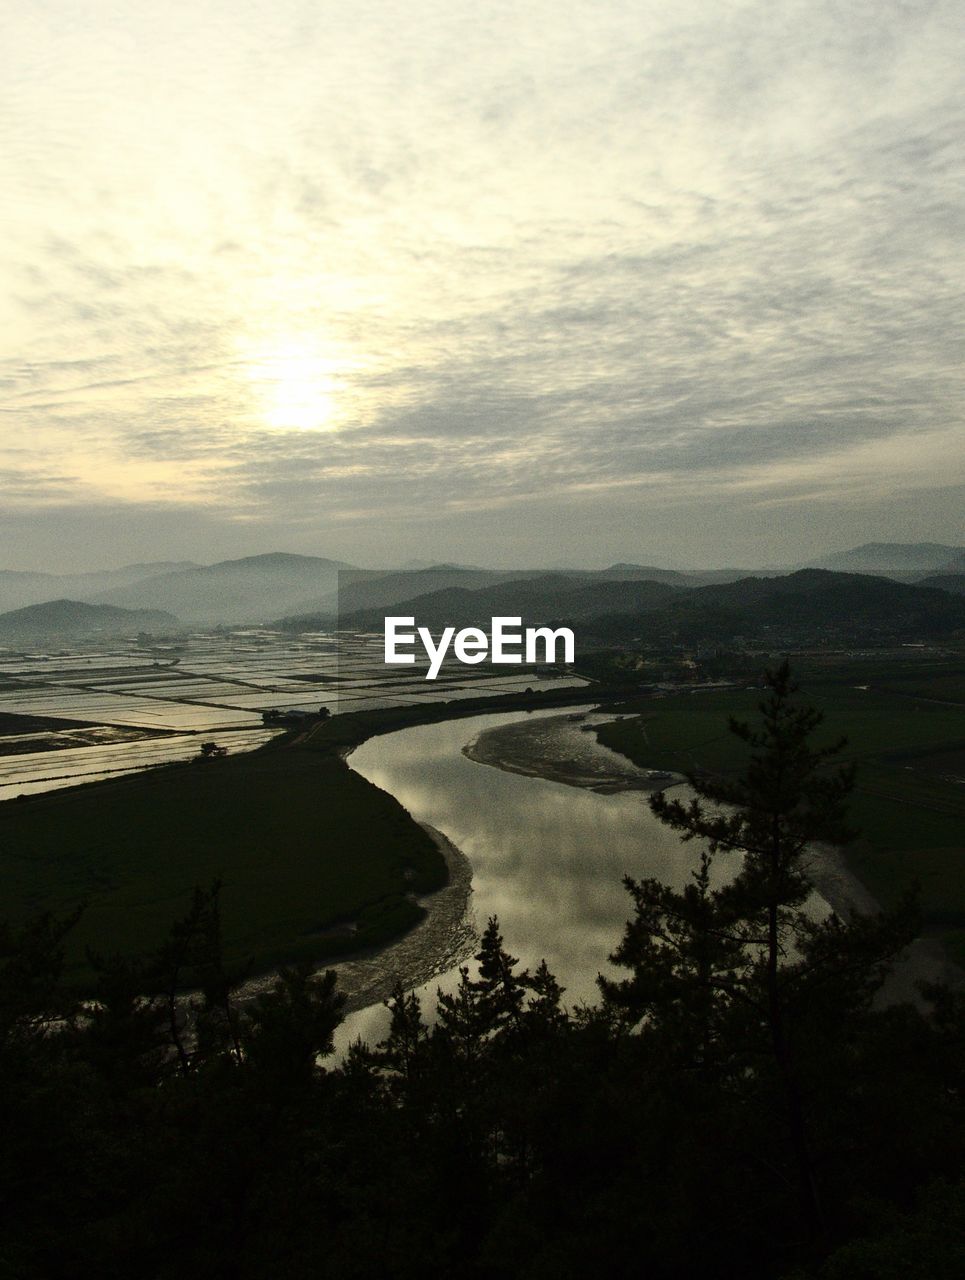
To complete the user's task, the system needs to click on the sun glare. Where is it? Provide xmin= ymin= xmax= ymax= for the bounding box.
xmin=244 ymin=337 xmax=344 ymax=432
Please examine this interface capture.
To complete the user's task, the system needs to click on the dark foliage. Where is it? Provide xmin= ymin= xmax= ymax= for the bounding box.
xmin=0 ymin=668 xmax=962 ymax=1278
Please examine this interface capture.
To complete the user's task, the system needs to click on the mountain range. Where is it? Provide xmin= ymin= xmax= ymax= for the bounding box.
xmin=809 ymin=542 xmax=964 ymax=575
xmin=326 ymin=563 xmax=687 ymax=623
xmin=583 ymin=569 xmax=965 ymax=646
xmin=336 ymin=574 xmax=679 ymax=632
xmin=0 ymin=600 xmax=179 ymax=644
xmin=90 ymin=553 xmax=352 ymax=623
xmin=0 ymin=543 xmax=962 ymax=633
xmin=331 ymin=566 xmax=965 ymax=649
xmin=0 ymin=562 xmax=197 ymax=615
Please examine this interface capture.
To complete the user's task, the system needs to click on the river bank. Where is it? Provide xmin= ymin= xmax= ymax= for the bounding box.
xmin=463 ymin=708 xmax=674 ymax=793
xmin=463 ymin=709 xmax=964 ymax=1004
xmin=234 ymin=818 xmax=477 ymax=1014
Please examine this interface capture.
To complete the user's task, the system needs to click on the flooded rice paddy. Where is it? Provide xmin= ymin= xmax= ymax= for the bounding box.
xmin=0 ymin=630 xmax=584 ymax=796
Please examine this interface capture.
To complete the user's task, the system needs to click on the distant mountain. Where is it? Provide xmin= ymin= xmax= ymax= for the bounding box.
xmin=280 ymin=566 xmax=688 ymax=630
xmin=337 ymin=573 xmax=679 ymax=632
xmin=293 ymin=564 xmax=686 ymax=622
xmin=558 ymin=578 xmax=680 ymax=616
xmin=692 ymin=568 xmax=959 ymax=613
xmin=939 ymin=552 xmax=965 ymax=575
xmin=918 ymin=574 xmax=965 ymax=597
xmin=589 ymin=569 xmax=965 ymax=645
xmin=398 ymin=560 xmax=482 ymax=571
xmin=93 ymin=553 xmax=355 ymax=624
xmin=594 ymin=564 xmax=687 ymax=585
xmin=310 ymin=566 xmax=965 ymax=646
xmin=679 ymin=568 xmax=788 ymax=587
xmin=0 ymin=562 xmax=198 ymax=614
xmin=0 ymin=599 xmax=179 ymax=643
xmin=332 ymin=568 xmax=545 ymax=616
xmin=809 ymin=543 xmax=964 ymax=576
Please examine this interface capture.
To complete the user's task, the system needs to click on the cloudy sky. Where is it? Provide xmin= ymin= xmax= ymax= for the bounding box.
xmin=2 ymin=0 xmax=963 ymax=570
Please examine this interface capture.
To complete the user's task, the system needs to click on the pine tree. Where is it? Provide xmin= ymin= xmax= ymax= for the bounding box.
xmin=524 ymin=959 xmax=567 ymax=1037
xmin=375 ymin=980 xmax=428 ymax=1095
xmin=470 ymin=916 xmax=529 ymax=1037
xmin=243 ymin=961 xmax=346 ymax=1088
xmin=601 ymin=662 xmax=919 ymax=1247
xmin=153 ymin=881 xmax=244 ymax=1072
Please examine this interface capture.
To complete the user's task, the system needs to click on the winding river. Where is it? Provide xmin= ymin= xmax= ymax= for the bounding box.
xmin=334 ymin=705 xmax=730 ymax=1050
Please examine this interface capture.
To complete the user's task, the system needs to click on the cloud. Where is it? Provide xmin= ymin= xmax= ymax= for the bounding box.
xmin=1 ymin=0 xmax=963 ymax=568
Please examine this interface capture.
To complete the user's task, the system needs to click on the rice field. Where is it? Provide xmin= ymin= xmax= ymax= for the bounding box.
xmin=0 ymin=628 xmax=583 ymax=797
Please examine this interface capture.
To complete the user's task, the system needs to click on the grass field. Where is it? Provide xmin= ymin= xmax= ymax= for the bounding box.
xmin=3 ymin=671 xmax=961 ymax=986
xmin=597 ymin=677 xmax=965 ymax=957
xmin=0 ymin=684 xmax=612 ymax=989
xmin=0 ymin=739 xmax=445 ymax=986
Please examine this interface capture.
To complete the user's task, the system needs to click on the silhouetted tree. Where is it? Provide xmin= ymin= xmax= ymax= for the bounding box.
xmin=602 ymin=661 xmax=919 ymax=1248
xmin=470 ymin=916 xmax=529 ymax=1037
xmin=243 ymin=960 xmax=345 ymax=1088
xmin=0 ymin=908 xmax=81 ymax=1049
xmin=154 ymin=881 xmax=239 ymax=1072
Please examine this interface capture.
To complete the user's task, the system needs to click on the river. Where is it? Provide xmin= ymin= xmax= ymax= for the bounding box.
xmin=334 ymin=705 xmax=735 ymax=1050
xmin=331 ymin=702 xmax=959 ymax=1051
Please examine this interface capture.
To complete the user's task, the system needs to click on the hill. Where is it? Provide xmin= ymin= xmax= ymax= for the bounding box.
xmin=338 ymin=574 xmax=678 ymax=631
xmin=0 ymin=599 xmax=180 ymax=643
xmin=594 ymin=564 xmax=686 ymax=585
xmin=326 ymin=567 xmax=517 ymax=619
xmin=335 ymin=567 xmax=965 ymax=647
xmin=679 ymin=567 xmax=788 ymax=586
xmin=919 ymin=573 xmax=965 ymax=597
xmin=810 ymin=542 xmax=963 ymax=576
xmin=0 ymin=561 xmax=198 ymax=614
xmin=94 ymin=553 xmax=355 ymax=623
xmin=588 ymin=570 xmax=965 ymax=645
xmin=282 ymin=565 xmax=687 ymax=629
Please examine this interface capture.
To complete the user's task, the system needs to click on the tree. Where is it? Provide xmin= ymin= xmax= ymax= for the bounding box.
xmin=0 ymin=909 xmax=81 ymax=1050
xmin=153 ymin=881 xmax=243 ymax=1072
xmin=601 ymin=662 xmax=919 ymax=1248
xmin=243 ymin=961 xmax=345 ymax=1088
xmin=470 ymin=916 xmax=529 ymax=1037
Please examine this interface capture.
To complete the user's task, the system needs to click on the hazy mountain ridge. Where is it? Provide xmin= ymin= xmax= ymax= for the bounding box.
xmin=275 ymin=565 xmax=686 ymax=624
xmin=326 ymin=567 xmax=519 ymax=618
xmin=0 ymin=599 xmax=180 ymax=643
xmin=92 ymin=553 xmax=355 ymax=623
xmin=687 ymin=568 xmax=964 ymax=613
xmin=327 ymin=566 xmax=965 ymax=647
xmin=677 ymin=568 xmax=789 ymax=587
xmin=336 ymin=574 xmax=680 ymax=631
xmin=588 ymin=569 xmax=965 ymax=644
xmin=809 ymin=542 xmax=964 ymax=575
xmin=591 ymin=564 xmax=686 ymax=585
xmin=1 ymin=544 xmax=962 ymax=628
xmin=283 ymin=560 xmax=965 ymax=641
xmin=919 ymin=573 xmax=965 ymax=596
xmin=0 ymin=562 xmax=198 ymax=614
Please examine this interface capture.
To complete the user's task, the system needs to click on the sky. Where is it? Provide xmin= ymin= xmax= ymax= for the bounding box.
xmin=2 ymin=0 xmax=963 ymax=571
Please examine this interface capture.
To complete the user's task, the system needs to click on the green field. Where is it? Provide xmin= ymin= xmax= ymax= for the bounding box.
xmin=0 ymin=685 xmax=621 ymax=990
xmin=597 ymin=678 xmax=965 ymax=958
xmin=0 ymin=739 xmax=445 ymax=986
xmin=4 ymin=671 xmax=962 ymax=986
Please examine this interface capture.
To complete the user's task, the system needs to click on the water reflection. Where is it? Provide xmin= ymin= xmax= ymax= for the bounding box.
xmin=336 ymin=708 xmax=726 ymax=1051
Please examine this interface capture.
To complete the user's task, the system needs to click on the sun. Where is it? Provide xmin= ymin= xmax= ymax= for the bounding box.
xmin=244 ymin=337 xmax=343 ymax=432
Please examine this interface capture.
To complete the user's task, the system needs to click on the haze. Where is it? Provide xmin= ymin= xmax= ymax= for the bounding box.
xmin=2 ymin=0 xmax=963 ymax=572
